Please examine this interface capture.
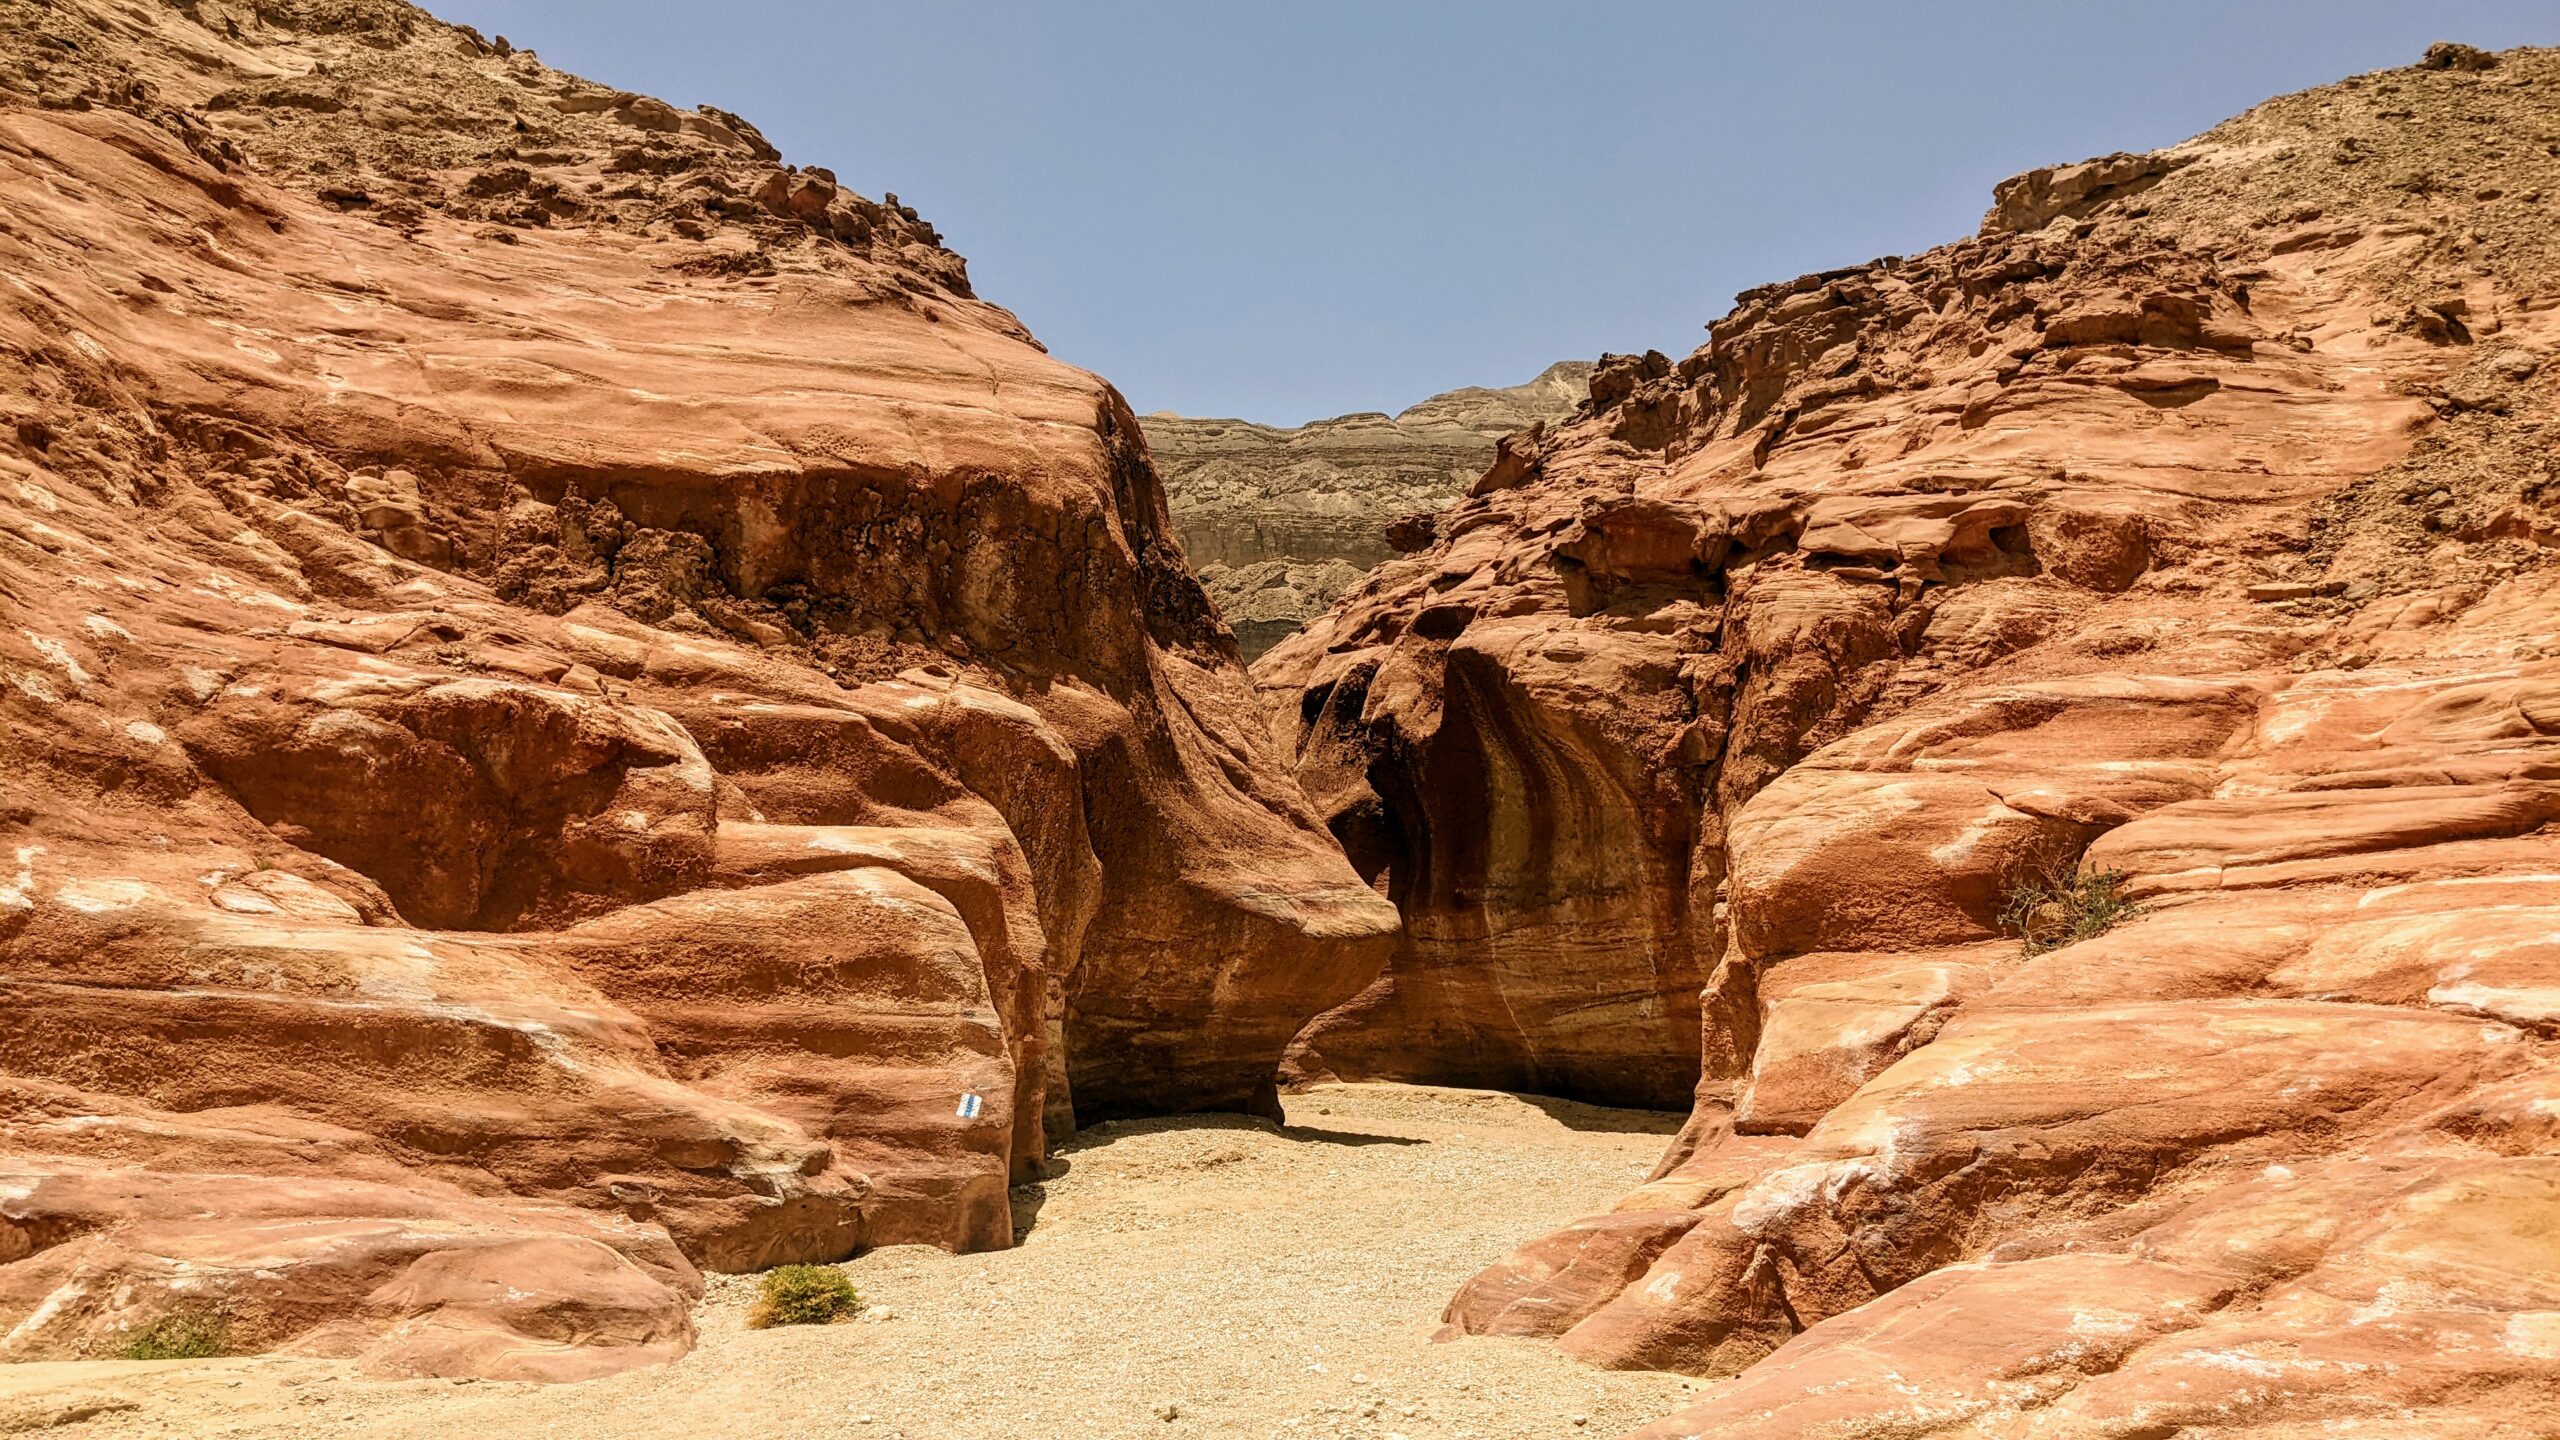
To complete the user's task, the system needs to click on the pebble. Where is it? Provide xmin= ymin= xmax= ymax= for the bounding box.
xmin=46 ymin=1087 xmax=1695 ymax=1440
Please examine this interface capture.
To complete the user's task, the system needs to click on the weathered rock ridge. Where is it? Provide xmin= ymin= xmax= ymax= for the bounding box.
xmin=1261 ymin=43 xmax=2560 ymax=1436
xmin=0 ymin=0 xmax=1393 ymax=1382
xmin=1143 ymin=363 xmax=1589 ymax=658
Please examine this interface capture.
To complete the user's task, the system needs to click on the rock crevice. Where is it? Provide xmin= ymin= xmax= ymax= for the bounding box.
xmin=1260 ymin=42 xmax=2560 ymax=1439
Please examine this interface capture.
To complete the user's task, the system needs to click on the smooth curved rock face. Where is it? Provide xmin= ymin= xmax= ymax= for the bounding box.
xmin=1279 ymin=617 xmax=1711 ymax=1108
xmin=1262 ymin=44 xmax=2560 ymax=1438
xmin=1142 ymin=364 xmax=1590 ymax=659
xmin=0 ymin=0 xmax=1390 ymax=1378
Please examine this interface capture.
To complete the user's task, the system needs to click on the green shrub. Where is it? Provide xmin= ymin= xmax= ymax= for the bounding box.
xmin=750 ymin=1264 xmax=858 ymax=1328
xmin=1997 ymin=852 xmax=2141 ymax=957
xmin=124 ymin=1311 xmax=226 ymax=1361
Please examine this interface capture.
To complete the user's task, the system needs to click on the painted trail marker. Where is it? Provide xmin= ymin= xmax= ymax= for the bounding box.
xmin=956 ymin=1092 xmax=983 ymax=1119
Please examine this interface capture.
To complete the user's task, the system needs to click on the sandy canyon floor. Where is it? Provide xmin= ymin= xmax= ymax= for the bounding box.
xmin=0 ymin=1086 xmax=1707 ymax=1440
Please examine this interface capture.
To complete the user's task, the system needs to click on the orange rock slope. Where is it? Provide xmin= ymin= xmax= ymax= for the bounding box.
xmin=0 ymin=0 xmax=1392 ymax=1381
xmin=1262 ymin=42 xmax=2560 ymax=1436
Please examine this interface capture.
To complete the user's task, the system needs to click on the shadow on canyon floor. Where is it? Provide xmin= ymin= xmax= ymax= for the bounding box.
xmin=0 ymin=1085 xmax=1703 ymax=1440
xmin=1003 ymin=1090 xmax=1680 ymax=1240
xmin=1514 ymin=1094 xmax=1689 ymax=1136
xmin=1009 ymin=1107 xmax=1435 ymax=1240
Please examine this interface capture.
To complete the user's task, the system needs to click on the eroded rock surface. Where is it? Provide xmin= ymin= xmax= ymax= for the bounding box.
xmin=1260 ymin=43 xmax=2560 ymax=1435
xmin=0 ymin=0 xmax=1391 ymax=1380
xmin=1143 ymin=363 xmax=1589 ymax=658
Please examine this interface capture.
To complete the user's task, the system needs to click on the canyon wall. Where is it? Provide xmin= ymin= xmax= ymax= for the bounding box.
xmin=1262 ymin=42 xmax=2560 ymax=1435
xmin=1143 ymin=363 xmax=1588 ymax=658
xmin=0 ymin=0 xmax=1393 ymax=1381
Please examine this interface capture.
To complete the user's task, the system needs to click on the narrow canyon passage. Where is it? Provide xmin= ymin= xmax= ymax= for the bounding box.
xmin=9 ymin=6 xmax=2560 ymax=1436
xmin=0 ymin=1087 xmax=1708 ymax=1440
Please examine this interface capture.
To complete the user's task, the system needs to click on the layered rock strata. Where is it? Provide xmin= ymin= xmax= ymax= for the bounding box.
xmin=1261 ymin=42 xmax=2560 ymax=1435
xmin=0 ymin=0 xmax=1392 ymax=1381
xmin=1143 ymin=363 xmax=1589 ymax=657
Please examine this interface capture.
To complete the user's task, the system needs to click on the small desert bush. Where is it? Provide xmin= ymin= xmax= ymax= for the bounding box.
xmin=749 ymin=1264 xmax=859 ymax=1328
xmin=123 ymin=1311 xmax=227 ymax=1360
xmin=1997 ymin=851 xmax=2141 ymax=957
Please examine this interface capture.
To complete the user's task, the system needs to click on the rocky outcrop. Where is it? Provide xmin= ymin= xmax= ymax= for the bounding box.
xmin=1187 ymin=557 xmax=1369 ymax=661
xmin=0 ymin=0 xmax=1391 ymax=1380
xmin=1142 ymin=363 xmax=1589 ymax=658
xmin=1261 ymin=44 xmax=2560 ymax=1435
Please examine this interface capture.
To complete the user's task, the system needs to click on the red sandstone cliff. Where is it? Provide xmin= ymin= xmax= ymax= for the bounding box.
xmin=1262 ymin=41 xmax=2560 ymax=1436
xmin=0 ymin=0 xmax=1393 ymax=1380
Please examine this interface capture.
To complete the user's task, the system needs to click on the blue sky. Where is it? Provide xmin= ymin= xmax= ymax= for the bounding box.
xmin=434 ymin=3 xmax=2558 ymax=424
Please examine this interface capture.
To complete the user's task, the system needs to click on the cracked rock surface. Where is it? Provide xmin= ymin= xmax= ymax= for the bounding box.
xmin=0 ymin=0 xmax=1394 ymax=1380
xmin=1260 ymin=42 xmax=2560 ymax=1439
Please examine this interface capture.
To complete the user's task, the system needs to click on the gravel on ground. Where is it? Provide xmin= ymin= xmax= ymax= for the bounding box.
xmin=0 ymin=1084 xmax=1715 ymax=1440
